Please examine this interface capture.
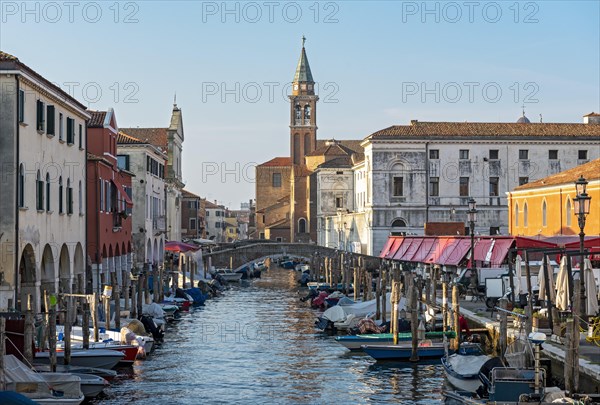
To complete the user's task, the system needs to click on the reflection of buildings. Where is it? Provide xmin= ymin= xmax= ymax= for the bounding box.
xmin=508 ymin=158 xmax=600 ymax=237
xmin=87 ymin=109 xmax=134 ymax=294
xmin=181 ymin=190 xmax=206 ymax=239
xmin=117 ymin=131 xmax=167 ymax=274
xmin=0 ymin=51 xmax=89 ymax=311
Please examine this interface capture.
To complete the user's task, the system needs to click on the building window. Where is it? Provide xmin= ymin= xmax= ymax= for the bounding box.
xmin=489 ymin=177 xmax=499 ymax=196
xmin=275 ymin=237 xmax=282 ymax=242
xmin=117 ymin=155 xmax=130 ymax=170
xmin=78 ymin=181 xmax=82 ymax=214
xmin=489 ymin=149 xmax=499 ymax=160
xmin=67 ymin=179 xmax=73 ymax=214
xmin=519 ymin=149 xmax=529 ymax=160
xmin=459 ymin=150 xmax=469 ymax=160
xmin=272 ymin=173 xmax=282 ymax=187
xmin=490 ymin=227 xmax=500 ymax=235
xmin=78 ymin=124 xmax=83 ymax=148
xmin=578 ymin=150 xmax=588 ymax=160
xmin=190 ymin=218 xmax=197 ymax=230
xmin=298 ymin=218 xmax=306 ymax=233
xmin=523 ymin=202 xmax=528 ymax=227
xmin=391 ymin=219 xmax=407 ymax=227
xmin=58 ymin=177 xmax=63 ymax=213
xmin=519 ymin=177 xmax=529 ymax=186
xmin=36 ymin=100 xmax=45 ymax=132
xmin=335 ymin=196 xmax=343 ymax=209
xmin=566 ymin=199 xmax=572 ymax=227
xmin=18 ymin=89 xmax=25 ymax=123
xmin=430 ymin=177 xmax=439 ymax=197
xmin=46 ymin=105 xmax=55 ymax=136
xmin=515 ymin=202 xmax=519 ymax=227
xmin=99 ymin=178 xmax=104 ymax=212
xmin=66 ymin=117 xmax=75 ymax=144
xmin=58 ymin=113 xmax=64 ymax=141
xmin=18 ymin=164 xmax=25 ymax=208
xmin=459 ymin=177 xmax=469 ymax=196
xmin=36 ymin=170 xmax=43 ymax=211
xmin=215 ymin=222 xmax=221 ymax=228
xmin=393 ymin=177 xmax=403 ymax=196
xmin=549 ymin=150 xmax=558 ymax=160
xmin=45 ymin=173 xmax=51 ymax=211
xmin=542 ymin=200 xmax=547 ymax=227
xmin=429 ymin=149 xmax=439 ymax=159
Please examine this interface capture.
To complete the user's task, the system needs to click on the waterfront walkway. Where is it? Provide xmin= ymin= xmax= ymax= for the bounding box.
xmin=455 ymin=298 xmax=600 ymax=384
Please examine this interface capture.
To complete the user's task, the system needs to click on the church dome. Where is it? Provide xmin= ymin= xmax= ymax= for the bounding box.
xmin=517 ymin=111 xmax=530 ymax=123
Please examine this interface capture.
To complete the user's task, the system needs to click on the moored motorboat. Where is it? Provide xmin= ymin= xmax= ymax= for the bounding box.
xmin=441 ymin=343 xmax=491 ymax=393
xmin=69 ymin=373 xmax=109 ymax=399
xmin=35 ymin=349 xmax=125 ymax=370
xmin=362 ymin=341 xmax=449 ymax=361
xmin=60 ymin=342 xmax=139 ymax=365
xmin=336 ymin=331 xmax=457 ymax=351
xmin=33 ymin=364 xmax=117 ymax=382
xmin=215 ymin=268 xmax=244 ymax=282
xmin=4 ymin=355 xmax=85 ymax=405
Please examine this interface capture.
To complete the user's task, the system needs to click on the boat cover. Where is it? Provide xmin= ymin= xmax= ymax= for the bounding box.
xmin=4 ymin=355 xmax=82 ymax=401
xmin=142 ymin=303 xmax=165 ymax=318
xmin=321 ymin=305 xmax=346 ymax=322
xmin=447 ymin=353 xmax=491 ymax=377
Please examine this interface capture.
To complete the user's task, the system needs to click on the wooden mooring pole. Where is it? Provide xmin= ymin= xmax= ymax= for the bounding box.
xmin=410 ymin=275 xmax=419 ymax=362
xmin=24 ymin=294 xmax=34 ymax=365
xmin=64 ymin=296 xmax=72 ymax=365
xmin=452 ymin=284 xmax=460 ymax=351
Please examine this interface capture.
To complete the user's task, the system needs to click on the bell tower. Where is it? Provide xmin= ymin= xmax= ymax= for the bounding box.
xmin=290 ymin=36 xmax=318 ymax=165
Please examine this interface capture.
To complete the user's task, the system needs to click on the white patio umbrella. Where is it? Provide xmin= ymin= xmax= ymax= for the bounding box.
xmin=584 ymin=258 xmax=599 ymax=316
xmin=538 ymin=259 xmax=556 ymax=302
xmin=514 ymin=254 xmax=523 ymax=296
xmin=555 ymin=256 xmax=570 ymax=311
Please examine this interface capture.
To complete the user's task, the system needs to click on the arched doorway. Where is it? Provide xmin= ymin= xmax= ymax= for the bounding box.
xmin=40 ymin=244 xmax=56 ymax=306
xmin=18 ymin=244 xmax=37 ymax=312
xmin=73 ymin=243 xmax=85 ymax=294
xmin=58 ymin=244 xmax=71 ymax=294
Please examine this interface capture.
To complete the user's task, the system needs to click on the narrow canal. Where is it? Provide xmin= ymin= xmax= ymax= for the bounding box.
xmin=94 ymin=267 xmax=447 ymax=404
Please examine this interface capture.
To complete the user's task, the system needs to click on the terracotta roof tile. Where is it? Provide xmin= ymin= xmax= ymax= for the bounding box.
xmin=316 ymin=139 xmax=362 ymax=153
xmin=259 ymin=157 xmax=292 ymax=167
xmin=266 ymin=217 xmax=290 ymax=229
xmin=369 ymin=121 xmax=600 ymax=139
xmin=182 ymin=189 xmax=202 ymax=199
xmin=317 ymin=156 xmax=354 ymax=169
xmin=514 ymin=158 xmax=600 ymax=191
xmin=0 ymin=51 xmax=18 ymax=61
xmin=117 ymin=131 xmax=144 ymax=144
xmin=88 ymin=111 xmax=106 ymax=128
xmin=306 ymin=140 xmax=356 ymax=157
xmin=120 ymin=128 xmax=168 ymax=149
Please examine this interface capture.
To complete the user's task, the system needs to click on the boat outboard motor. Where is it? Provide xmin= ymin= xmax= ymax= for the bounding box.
xmin=139 ymin=315 xmax=165 ymax=342
xmin=476 ymin=357 xmax=504 ymax=398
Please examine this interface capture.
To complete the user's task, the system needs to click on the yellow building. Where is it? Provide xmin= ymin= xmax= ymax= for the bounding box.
xmin=508 ymin=159 xmax=600 ymax=237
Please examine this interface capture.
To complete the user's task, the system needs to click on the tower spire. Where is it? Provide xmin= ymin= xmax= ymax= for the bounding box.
xmin=293 ymin=36 xmax=314 ymax=85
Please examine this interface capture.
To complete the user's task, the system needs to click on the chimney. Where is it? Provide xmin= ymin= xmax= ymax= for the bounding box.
xmin=583 ymin=112 xmax=600 ymax=124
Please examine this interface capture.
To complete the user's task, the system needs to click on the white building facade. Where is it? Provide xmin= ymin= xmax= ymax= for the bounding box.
xmin=318 ymin=117 xmax=600 ymax=256
xmin=0 ymin=52 xmax=89 ymax=312
xmin=117 ymin=133 xmax=167 ymax=274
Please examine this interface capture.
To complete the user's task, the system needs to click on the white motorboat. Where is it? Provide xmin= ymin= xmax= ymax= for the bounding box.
xmin=215 ymin=268 xmax=243 ymax=282
xmin=338 ymin=293 xmax=405 ymax=318
xmin=442 ymin=348 xmax=491 ymax=393
xmin=64 ymin=325 xmax=155 ymax=354
xmin=70 ymin=373 xmax=109 ymax=398
xmin=4 ymin=354 xmax=85 ymax=404
xmin=35 ymin=349 xmax=124 ymax=370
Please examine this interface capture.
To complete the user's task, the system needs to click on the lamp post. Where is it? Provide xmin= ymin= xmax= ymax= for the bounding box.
xmin=467 ymin=198 xmax=478 ymax=290
xmin=574 ymin=175 xmax=591 ymax=318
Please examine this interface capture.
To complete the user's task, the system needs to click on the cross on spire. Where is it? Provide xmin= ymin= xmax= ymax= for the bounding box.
xmin=521 ymin=105 xmax=526 ymax=116
xmin=302 ymin=35 xmax=306 ymax=48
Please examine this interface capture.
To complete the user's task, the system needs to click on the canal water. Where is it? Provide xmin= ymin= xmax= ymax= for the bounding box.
xmin=94 ymin=267 xmax=447 ymax=404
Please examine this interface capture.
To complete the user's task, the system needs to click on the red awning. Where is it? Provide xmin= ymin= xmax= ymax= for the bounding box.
xmin=409 ymin=237 xmax=437 ymax=263
xmin=111 ymin=179 xmax=133 ymax=206
xmin=424 ymin=237 xmax=454 ymax=264
xmin=438 ymin=238 xmax=472 ymax=266
xmin=383 ymin=237 xmax=404 ymax=259
xmin=473 ymin=238 xmax=494 ymax=262
xmin=489 ymin=238 xmax=515 ymax=266
xmin=395 ymin=238 xmax=424 ymax=261
xmin=379 ymin=237 xmax=397 ymax=258
xmin=392 ymin=238 xmax=415 ymax=261
xmin=564 ymin=236 xmax=600 ymax=250
xmin=515 ymin=236 xmax=557 ymax=249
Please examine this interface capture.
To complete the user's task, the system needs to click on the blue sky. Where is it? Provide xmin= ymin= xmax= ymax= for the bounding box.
xmin=2 ymin=1 xmax=599 ymax=207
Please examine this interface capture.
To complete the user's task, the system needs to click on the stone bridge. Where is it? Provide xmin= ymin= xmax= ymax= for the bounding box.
xmin=202 ymin=243 xmax=381 ymax=271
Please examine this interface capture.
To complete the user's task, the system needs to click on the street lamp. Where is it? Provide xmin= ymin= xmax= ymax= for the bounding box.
xmin=467 ymin=197 xmax=478 ymax=290
xmin=574 ymin=175 xmax=591 ymax=317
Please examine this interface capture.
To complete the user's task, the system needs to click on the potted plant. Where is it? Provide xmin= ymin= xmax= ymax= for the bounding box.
xmin=533 ymin=311 xmax=550 ymax=330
